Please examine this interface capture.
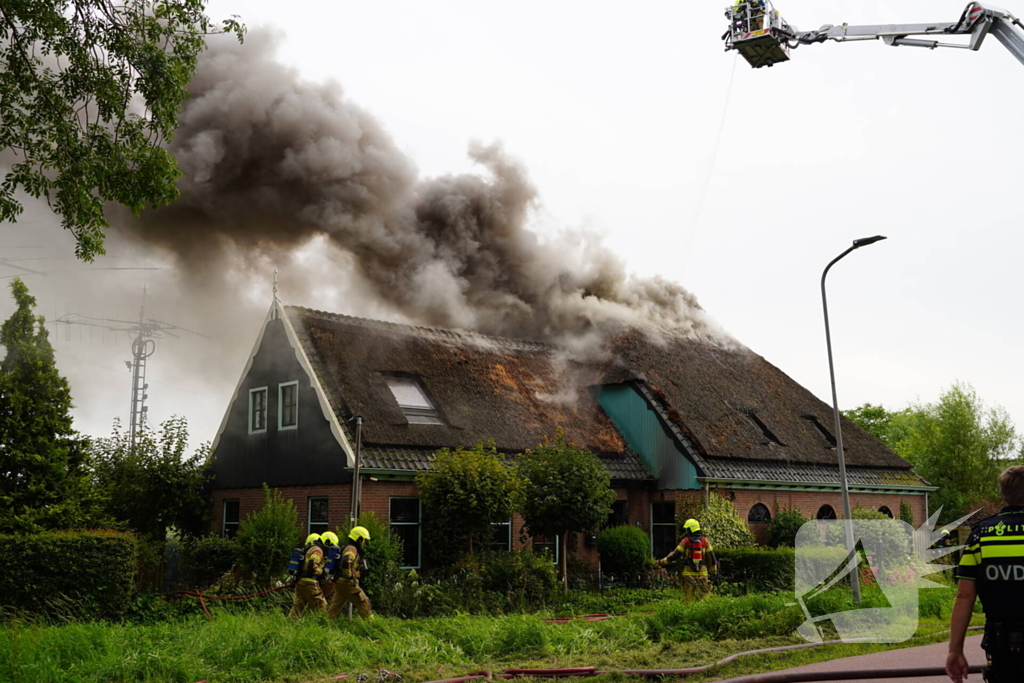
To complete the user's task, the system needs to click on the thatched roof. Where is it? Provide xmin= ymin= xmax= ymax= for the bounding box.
xmin=601 ymin=330 xmax=913 ymax=470
xmin=285 ymin=307 xmax=919 ymax=481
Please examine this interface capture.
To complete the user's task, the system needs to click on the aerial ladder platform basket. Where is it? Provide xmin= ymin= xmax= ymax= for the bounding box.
xmin=724 ymin=1 xmax=1024 ymax=68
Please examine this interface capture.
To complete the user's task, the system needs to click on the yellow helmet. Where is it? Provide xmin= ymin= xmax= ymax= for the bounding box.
xmin=349 ymin=526 xmax=371 ymax=543
xmin=305 ymin=533 xmax=322 ymax=545
xmin=683 ymin=519 xmax=701 ymax=533
xmin=321 ymin=531 xmax=339 ymax=546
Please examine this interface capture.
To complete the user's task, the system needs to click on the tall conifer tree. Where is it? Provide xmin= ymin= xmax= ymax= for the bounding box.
xmin=0 ymin=278 xmax=100 ymax=532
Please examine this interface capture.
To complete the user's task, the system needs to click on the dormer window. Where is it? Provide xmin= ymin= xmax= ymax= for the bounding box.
xmin=384 ymin=375 xmax=442 ymax=425
xmin=744 ymin=411 xmax=784 ymax=446
xmin=802 ymin=414 xmax=837 ymax=448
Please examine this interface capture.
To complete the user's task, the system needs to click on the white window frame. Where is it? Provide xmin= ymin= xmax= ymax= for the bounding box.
xmin=223 ymin=499 xmax=240 ymax=538
xmin=383 ymin=375 xmax=443 ymax=425
xmin=308 ymin=497 xmax=329 ymax=536
xmin=248 ymin=386 xmax=268 ymax=434
xmin=390 ymin=497 xmax=422 ymax=569
xmin=532 ymin=533 xmax=561 ymax=565
xmin=278 ymin=381 xmax=299 ymax=431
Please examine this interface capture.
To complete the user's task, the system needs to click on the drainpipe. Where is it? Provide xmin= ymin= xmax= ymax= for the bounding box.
xmin=349 ymin=416 xmax=364 ymax=527
xmin=704 ymin=481 xmax=710 ymax=512
xmin=924 ymin=492 xmax=929 ymax=524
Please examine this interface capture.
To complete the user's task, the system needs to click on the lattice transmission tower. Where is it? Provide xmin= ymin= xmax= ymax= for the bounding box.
xmin=57 ymin=287 xmax=208 ymax=447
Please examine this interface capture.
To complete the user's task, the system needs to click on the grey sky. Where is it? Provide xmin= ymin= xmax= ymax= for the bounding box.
xmin=2 ymin=0 xmax=1020 ymax=448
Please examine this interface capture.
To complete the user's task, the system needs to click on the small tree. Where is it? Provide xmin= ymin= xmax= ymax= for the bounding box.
xmin=235 ymin=485 xmax=302 ymax=586
xmin=91 ymin=417 xmax=212 ymax=542
xmin=518 ymin=432 xmax=615 ymax=592
xmin=676 ymin=492 xmax=756 ymax=550
xmin=596 ymin=525 xmax=650 ymax=576
xmin=417 ymin=442 xmax=521 ymax=556
xmin=0 ymin=278 xmax=105 ymax=533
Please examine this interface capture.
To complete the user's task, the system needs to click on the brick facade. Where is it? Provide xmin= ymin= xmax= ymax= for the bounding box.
xmin=211 ymin=482 xmax=929 ymax=569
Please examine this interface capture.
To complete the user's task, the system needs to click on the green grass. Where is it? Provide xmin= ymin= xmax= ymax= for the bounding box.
xmin=0 ymin=586 xmax=979 ymax=683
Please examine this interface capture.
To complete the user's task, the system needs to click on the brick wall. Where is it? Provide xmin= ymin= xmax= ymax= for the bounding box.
xmin=724 ymin=488 xmax=927 ymax=530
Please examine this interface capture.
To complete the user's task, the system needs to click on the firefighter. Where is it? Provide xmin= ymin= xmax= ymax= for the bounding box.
xmin=319 ymin=531 xmax=340 ymax=603
xmin=289 ymin=533 xmax=328 ymax=618
xmin=657 ymin=518 xmax=718 ymax=602
xmin=328 ymin=526 xmax=373 ymax=619
xmin=731 ymin=0 xmax=765 ymax=32
xmin=947 ymin=466 xmax=1024 ymax=683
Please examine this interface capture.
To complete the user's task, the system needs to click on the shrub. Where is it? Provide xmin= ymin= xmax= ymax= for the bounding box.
xmin=676 ymin=492 xmax=756 ymax=550
xmin=234 ymin=485 xmax=302 ymax=586
xmin=716 ymin=547 xmax=795 ymax=592
xmin=900 ymin=500 xmax=914 ymax=525
xmin=180 ymin=535 xmax=238 ymax=589
xmin=597 ymin=525 xmax=651 ymax=576
xmin=341 ymin=511 xmax=405 ymax=614
xmin=767 ymin=507 xmax=808 ymax=548
xmin=478 ymin=550 xmax=558 ymax=609
xmin=0 ymin=530 xmax=136 ymax=621
xmin=824 ymin=506 xmax=912 ymax=566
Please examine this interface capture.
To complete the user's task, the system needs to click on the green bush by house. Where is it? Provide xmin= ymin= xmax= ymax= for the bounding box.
xmin=0 ymin=530 xmax=136 ymax=621
xmin=596 ymin=525 xmax=651 ymax=576
xmin=716 ymin=547 xmax=794 ymax=592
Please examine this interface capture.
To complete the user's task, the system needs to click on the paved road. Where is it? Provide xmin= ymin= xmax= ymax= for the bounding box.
xmin=720 ymin=634 xmax=986 ymax=682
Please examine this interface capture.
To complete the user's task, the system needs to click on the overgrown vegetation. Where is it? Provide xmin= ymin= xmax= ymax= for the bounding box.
xmin=766 ymin=507 xmax=807 ymax=548
xmin=0 ymin=584 xmax=973 ymax=683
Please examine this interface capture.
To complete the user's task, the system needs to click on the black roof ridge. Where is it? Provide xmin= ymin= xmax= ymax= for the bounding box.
xmin=286 ymin=305 xmax=558 ymax=353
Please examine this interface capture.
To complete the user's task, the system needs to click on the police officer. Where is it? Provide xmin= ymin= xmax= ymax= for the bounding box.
xmin=947 ymin=466 xmax=1024 ymax=682
xmin=289 ymin=533 xmax=328 ymax=618
xmin=328 ymin=526 xmax=373 ymax=619
xmin=656 ymin=518 xmax=718 ymax=602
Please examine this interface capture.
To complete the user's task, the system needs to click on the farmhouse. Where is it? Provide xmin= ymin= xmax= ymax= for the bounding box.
xmin=208 ymin=300 xmax=934 ymax=567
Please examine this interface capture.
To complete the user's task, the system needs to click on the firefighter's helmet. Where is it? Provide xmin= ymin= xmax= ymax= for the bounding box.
xmin=321 ymin=531 xmax=339 ymax=546
xmin=349 ymin=526 xmax=371 ymax=543
xmin=683 ymin=519 xmax=701 ymax=533
xmin=305 ymin=533 xmax=322 ymax=545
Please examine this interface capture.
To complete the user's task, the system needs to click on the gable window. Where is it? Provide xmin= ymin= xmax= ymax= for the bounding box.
xmin=384 ymin=375 xmax=442 ymax=425
xmin=308 ymin=497 xmax=328 ymax=536
xmin=390 ymin=497 xmax=421 ymax=568
xmin=223 ymin=499 xmax=240 ymax=538
xmin=279 ymin=381 xmax=298 ymax=430
xmin=249 ymin=387 xmax=268 ymax=434
xmin=802 ymin=415 xmax=837 ymax=448
xmin=748 ymin=503 xmax=772 ymax=523
xmin=651 ymin=501 xmax=676 ymax=560
xmin=490 ymin=519 xmax=512 ymax=552
xmin=816 ymin=504 xmax=837 ymax=520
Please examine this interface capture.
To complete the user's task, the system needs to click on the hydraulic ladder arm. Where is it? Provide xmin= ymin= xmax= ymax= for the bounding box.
xmin=725 ymin=2 xmax=1024 ymax=68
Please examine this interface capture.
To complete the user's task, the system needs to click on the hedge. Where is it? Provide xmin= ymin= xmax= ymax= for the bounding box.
xmin=596 ymin=525 xmax=650 ymax=576
xmin=0 ymin=530 xmax=137 ymax=621
xmin=717 ymin=547 xmax=795 ymax=592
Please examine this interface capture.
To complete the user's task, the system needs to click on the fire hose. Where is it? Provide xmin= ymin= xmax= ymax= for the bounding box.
xmin=168 ymin=584 xmax=293 ymax=620
xmin=416 ymin=626 xmax=987 ymax=682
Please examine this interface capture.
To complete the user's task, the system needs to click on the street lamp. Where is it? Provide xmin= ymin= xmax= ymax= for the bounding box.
xmin=821 ymin=234 xmax=887 ymax=605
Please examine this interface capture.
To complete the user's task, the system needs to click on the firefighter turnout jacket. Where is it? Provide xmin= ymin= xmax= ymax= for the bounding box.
xmin=661 ymin=533 xmax=717 ymax=577
xmin=338 ymin=542 xmax=363 ymax=582
xmin=298 ymin=543 xmax=325 ymax=584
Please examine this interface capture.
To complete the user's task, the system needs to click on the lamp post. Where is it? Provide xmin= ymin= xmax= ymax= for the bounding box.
xmin=821 ymin=235 xmax=887 ymax=605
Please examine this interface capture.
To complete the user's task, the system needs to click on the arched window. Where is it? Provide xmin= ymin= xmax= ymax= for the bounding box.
xmin=748 ymin=503 xmax=772 ymax=523
xmin=878 ymin=506 xmax=894 ymax=518
xmin=816 ymin=504 xmax=837 ymax=520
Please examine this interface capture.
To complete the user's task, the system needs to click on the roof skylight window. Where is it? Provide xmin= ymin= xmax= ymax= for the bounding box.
xmin=384 ymin=376 xmax=443 ymax=425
